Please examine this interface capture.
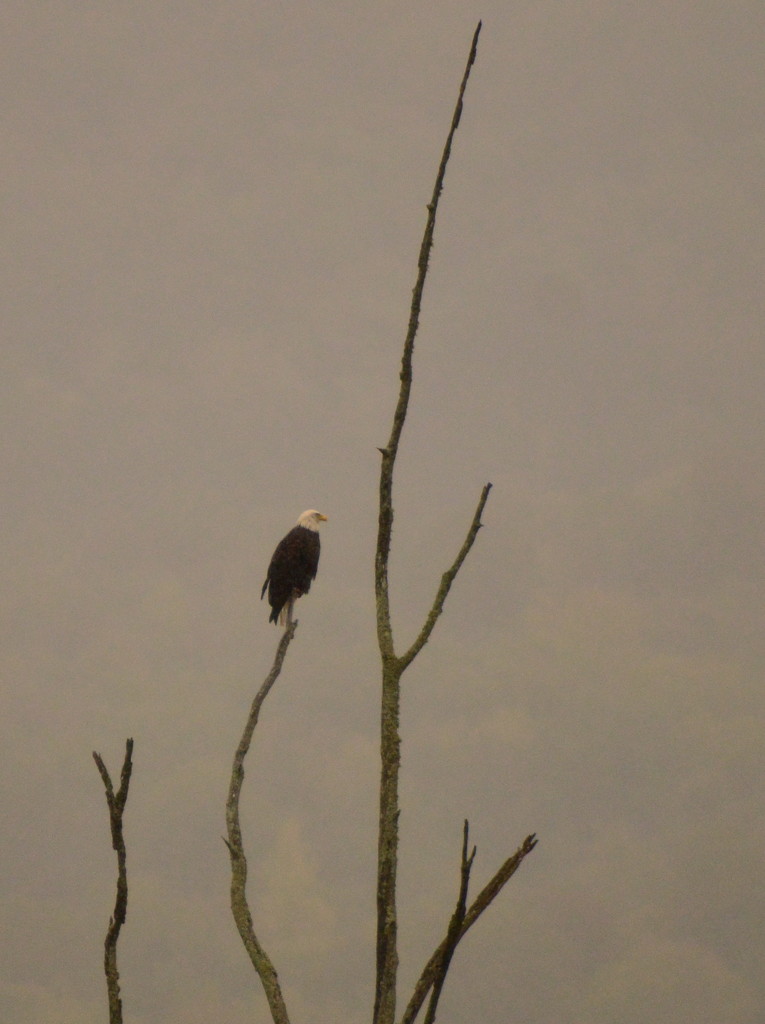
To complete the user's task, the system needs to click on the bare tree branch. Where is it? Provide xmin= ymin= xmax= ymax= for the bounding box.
xmin=399 ymin=482 xmax=492 ymax=672
xmin=225 ymin=622 xmax=298 ymax=1024
xmin=400 ymin=833 xmax=538 ymax=1024
xmin=373 ymin=23 xmax=484 ymax=1024
xmin=93 ymin=738 xmax=134 ymax=1024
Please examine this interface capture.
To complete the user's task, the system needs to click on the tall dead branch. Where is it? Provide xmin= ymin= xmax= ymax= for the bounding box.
xmin=93 ymin=738 xmax=134 ymax=1024
xmin=225 ymin=621 xmax=298 ymax=1024
xmin=373 ymin=21 xmax=537 ymax=1024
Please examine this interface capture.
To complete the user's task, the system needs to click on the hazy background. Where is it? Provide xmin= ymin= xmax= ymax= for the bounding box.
xmin=3 ymin=3 xmax=764 ymax=1022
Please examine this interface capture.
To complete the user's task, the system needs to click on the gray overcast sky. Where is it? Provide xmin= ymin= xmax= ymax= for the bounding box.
xmin=3 ymin=3 xmax=764 ymax=1023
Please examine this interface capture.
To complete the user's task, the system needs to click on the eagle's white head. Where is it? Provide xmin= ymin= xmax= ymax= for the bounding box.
xmin=297 ymin=509 xmax=328 ymax=532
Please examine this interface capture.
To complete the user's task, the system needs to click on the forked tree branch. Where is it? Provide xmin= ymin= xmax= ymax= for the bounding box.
xmin=422 ymin=821 xmax=476 ymax=1024
xmin=93 ymin=737 xmax=134 ymax=1024
xmin=375 ymin=20 xmax=483 ymax=664
xmin=225 ymin=621 xmax=298 ymax=1024
xmin=400 ymin=832 xmax=538 ymax=1024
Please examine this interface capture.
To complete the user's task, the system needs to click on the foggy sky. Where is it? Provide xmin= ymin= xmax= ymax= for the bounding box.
xmin=3 ymin=3 xmax=765 ymax=1023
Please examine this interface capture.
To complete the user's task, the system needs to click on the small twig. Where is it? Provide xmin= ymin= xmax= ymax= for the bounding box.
xmin=398 ymin=482 xmax=492 ymax=672
xmin=93 ymin=738 xmax=134 ymax=1024
xmin=225 ymin=622 xmax=298 ymax=1024
xmin=400 ymin=833 xmax=538 ymax=1024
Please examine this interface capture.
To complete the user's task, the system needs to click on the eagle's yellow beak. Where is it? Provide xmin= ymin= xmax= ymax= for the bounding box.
xmin=318 ymin=514 xmax=328 ymax=521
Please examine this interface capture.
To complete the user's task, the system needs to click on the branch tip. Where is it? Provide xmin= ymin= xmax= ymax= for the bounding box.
xmin=94 ymin=738 xmax=133 ymax=1024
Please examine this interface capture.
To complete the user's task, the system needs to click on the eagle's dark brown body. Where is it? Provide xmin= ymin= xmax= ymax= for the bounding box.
xmin=261 ymin=522 xmax=321 ymax=625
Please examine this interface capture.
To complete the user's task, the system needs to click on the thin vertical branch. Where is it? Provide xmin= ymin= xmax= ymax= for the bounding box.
xmin=422 ymin=821 xmax=476 ymax=1024
xmin=225 ymin=622 xmax=298 ymax=1024
xmin=373 ymin=22 xmax=483 ymax=1024
xmin=93 ymin=738 xmax=134 ymax=1024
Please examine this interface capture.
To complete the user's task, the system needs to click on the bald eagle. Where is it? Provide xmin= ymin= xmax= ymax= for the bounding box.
xmin=261 ymin=510 xmax=327 ymax=625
